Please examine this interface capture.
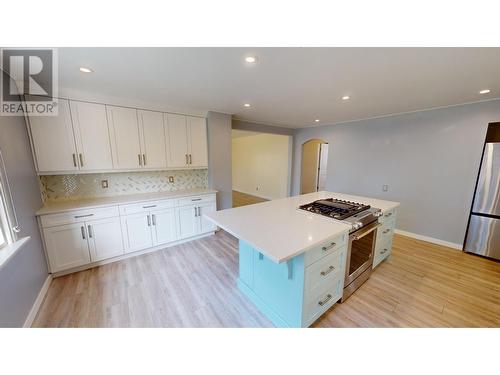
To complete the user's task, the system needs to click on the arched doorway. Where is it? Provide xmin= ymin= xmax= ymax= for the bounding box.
xmin=300 ymin=139 xmax=329 ymax=194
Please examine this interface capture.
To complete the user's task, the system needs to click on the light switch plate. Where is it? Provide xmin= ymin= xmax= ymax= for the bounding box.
xmin=382 ymin=184 xmax=388 ymax=192
xmin=101 ymin=180 xmax=108 ymax=189
xmin=168 ymin=176 xmax=174 ymax=183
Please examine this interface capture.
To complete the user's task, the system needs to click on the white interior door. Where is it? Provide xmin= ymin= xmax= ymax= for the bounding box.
xmin=151 ymin=208 xmax=177 ymax=246
xmin=120 ymin=213 xmax=153 ymax=253
xmin=138 ymin=110 xmax=167 ymax=169
xmin=177 ymin=205 xmax=198 ymax=239
xmin=28 ymin=98 xmax=78 ymax=173
xmin=70 ymin=101 xmax=113 ymax=171
xmin=43 ymin=223 xmax=90 ymax=272
xmin=187 ymin=116 xmax=208 ymax=167
xmin=87 ymin=217 xmax=124 ymax=261
xmin=198 ymin=202 xmax=217 ymax=233
xmin=107 ymin=105 xmax=142 ymax=169
xmin=166 ymin=113 xmax=189 ymax=167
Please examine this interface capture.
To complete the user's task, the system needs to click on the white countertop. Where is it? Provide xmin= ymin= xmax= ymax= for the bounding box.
xmin=205 ymin=191 xmax=399 ymax=264
xmin=36 ymin=188 xmax=218 ymax=215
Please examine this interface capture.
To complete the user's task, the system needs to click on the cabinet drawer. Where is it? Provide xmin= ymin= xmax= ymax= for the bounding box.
xmin=119 ymin=199 xmax=175 ymax=215
xmin=304 ymin=232 xmax=348 ymax=267
xmin=379 ymin=208 xmax=397 ymax=223
xmin=305 ymin=246 xmax=346 ymax=293
xmin=40 ymin=206 xmax=120 ymax=228
xmin=303 ymin=276 xmax=343 ymax=326
xmin=177 ymin=194 xmax=215 ymax=207
xmin=377 ymin=217 xmax=396 ymax=243
xmin=373 ymin=237 xmax=393 ymax=268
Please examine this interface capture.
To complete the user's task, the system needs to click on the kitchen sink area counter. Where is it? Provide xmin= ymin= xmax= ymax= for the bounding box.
xmin=205 ymin=191 xmax=399 ymax=327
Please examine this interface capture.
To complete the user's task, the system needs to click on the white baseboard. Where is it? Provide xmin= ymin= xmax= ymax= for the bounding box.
xmin=394 ymin=229 xmax=462 ymax=250
xmin=23 ymin=274 xmax=52 ymax=328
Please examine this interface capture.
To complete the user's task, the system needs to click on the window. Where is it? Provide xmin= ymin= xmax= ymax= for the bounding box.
xmin=0 ymin=150 xmax=18 ymax=249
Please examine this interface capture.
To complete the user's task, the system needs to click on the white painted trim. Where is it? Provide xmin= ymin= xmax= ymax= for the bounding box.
xmin=51 ymin=231 xmax=215 ymax=278
xmin=0 ymin=236 xmax=31 ymax=269
xmin=394 ymin=229 xmax=462 ymax=250
xmin=23 ymin=274 xmax=52 ymax=328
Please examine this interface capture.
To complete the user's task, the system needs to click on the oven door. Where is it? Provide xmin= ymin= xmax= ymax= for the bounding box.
xmin=345 ymin=221 xmax=380 ymax=286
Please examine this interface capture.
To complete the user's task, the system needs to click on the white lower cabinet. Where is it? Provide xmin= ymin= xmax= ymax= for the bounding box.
xmin=120 ymin=212 xmax=154 ymax=253
xmin=40 ymin=193 xmax=217 ymax=274
xmin=43 ymin=223 xmax=91 ymax=273
xmin=87 ymin=217 xmax=124 ymax=261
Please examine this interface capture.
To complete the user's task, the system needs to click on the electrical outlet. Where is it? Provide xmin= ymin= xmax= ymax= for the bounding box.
xmin=382 ymin=184 xmax=388 ymax=192
xmin=168 ymin=176 xmax=175 ymax=183
xmin=101 ymin=180 xmax=109 ymax=189
xmin=256 ymin=186 xmax=259 ymax=191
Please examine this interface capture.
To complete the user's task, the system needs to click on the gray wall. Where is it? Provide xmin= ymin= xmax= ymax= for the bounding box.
xmin=207 ymin=112 xmax=233 ymax=209
xmin=0 ymin=110 xmax=48 ymax=327
xmin=233 ymin=119 xmax=295 ymax=136
xmin=292 ymin=100 xmax=500 ymax=245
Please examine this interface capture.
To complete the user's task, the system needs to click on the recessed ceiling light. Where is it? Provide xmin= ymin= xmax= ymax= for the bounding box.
xmin=479 ymin=89 xmax=491 ymax=94
xmin=79 ymin=67 xmax=93 ymax=73
xmin=342 ymin=95 xmax=350 ymax=100
xmin=245 ymin=56 xmax=257 ymax=63
xmin=315 ymin=119 xmax=320 ymax=122
xmin=243 ymin=103 xmax=251 ymax=108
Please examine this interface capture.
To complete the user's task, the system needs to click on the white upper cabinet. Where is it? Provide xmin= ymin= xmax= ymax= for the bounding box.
xmin=187 ymin=116 xmax=208 ymax=167
xmin=166 ymin=113 xmax=189 ymax=168
xmin=28 ymin=98 xmax=79 ymax=173
xmin=138 ymin=110 xmax=167 ymax=169
xmin=165 ymin=114 xmax=208 ymax=168
xmin=70 ymin=101 xmax=113 ymax=171
xmin=107 ymin=106 xmax=142 ymax=170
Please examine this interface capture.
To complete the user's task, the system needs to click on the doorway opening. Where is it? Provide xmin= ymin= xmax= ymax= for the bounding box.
xmin=300 ymin=139 xmax=329 ymax=194
xmin=231 ymin=129 xmax=292 ymax=207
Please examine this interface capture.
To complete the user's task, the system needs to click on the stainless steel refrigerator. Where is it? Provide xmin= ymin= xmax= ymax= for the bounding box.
xmin=464 ymin=142 xmax=500 ymax=260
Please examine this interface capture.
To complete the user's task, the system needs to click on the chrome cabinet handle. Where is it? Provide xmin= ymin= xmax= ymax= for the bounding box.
xmin=382 ymin=229 xmax=391 ymax=234
xmin=322 ymin=242 xmax=336 ymax=251
xmin=197 ymin=207 xmax=201 ymax=216
xmin=138 ymin=154 xmax=142 ymax=166
xmin=143 ymin=205 xmax=157 ymax=209
xmin=79 ymin=153 xmax=84 ymax=167
xmin=318 ymin=294 xmax=332 ymax=306
xmin=72 ymin=154 xmax=77 ymax=167
xmin=320 ymin=265 xmax=335 ymax=276
xmin=194 ymin=207 xmax=198 ymax=217
xmin=185 ymin=154 xmax=189 ymax=165
xmin=147 ymin=214 xmax=151 ymax=226
xmin=189 ymin=154 xmax=192 ymax=164
xmin=152 ymin=214 xmax=156 ymax=226
xmin=81 ymin=226 xmax=86 ymax=240
xmin=143 ymin=154 xmax=146 ymax=166
xmin=74 ymin=213 xmax=93 ymax=219
xmin=191 ymin=198 xmax=202 ymax=201
xmin=88 ymin=225 xmax=93 ymax=238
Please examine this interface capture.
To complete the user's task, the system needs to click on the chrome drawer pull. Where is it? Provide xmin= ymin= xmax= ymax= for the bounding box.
xmin=152 ymin=214 xmax=156 ymax=226
xmin=322 ymin=242 xmax=336 ymax=251
xmin=138 ymin=154 xmax=142 ymax=166
xmin=88 ymin=225 xmax=93 ymax=238
xmin=147 ymin=215 xmax=151 ymax=226
xmin=382 ymin=229 xmax=391 ymax=234
xmin=185 ymin=154 xmax=189 ymax=165
xmin=318 ymin=294 xmax=332 ymax=306
xmin=320 ymin=265 xmax=335 ymax=276
xmin=79 ymin=153 xmax=84 ymax=167
xmin=81 ymin=226 xmax=86 ymax=240
xmin=143 ymin=205 xmax=157 ymax=208
xmin=189 ymin=154 xmax=192 ymax=165
xmin=74 ymin=213 xmax=94 ymax=218
xmin=143 ymin=154 xmax=146 ymax=166
xmin=72 ymin=154 xmax=77 ymax=167
xmin=380 ymin=248 xmax=388 ymax=254
xmin=191 ymin=198 xmax=202 ymax=201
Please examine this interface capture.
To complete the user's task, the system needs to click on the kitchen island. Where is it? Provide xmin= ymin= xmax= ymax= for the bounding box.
xmin=205 ymin=191 xmax=399 ymax=328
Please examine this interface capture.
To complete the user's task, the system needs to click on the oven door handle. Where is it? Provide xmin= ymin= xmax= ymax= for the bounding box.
xmin=352 ymin=222 xmax=382 ymax=241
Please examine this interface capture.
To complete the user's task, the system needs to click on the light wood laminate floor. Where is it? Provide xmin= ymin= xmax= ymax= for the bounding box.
xmin=232 ymin=190 xmax=268 ymax=208
xmin=33 ymin=231 xmax=500 ymax=328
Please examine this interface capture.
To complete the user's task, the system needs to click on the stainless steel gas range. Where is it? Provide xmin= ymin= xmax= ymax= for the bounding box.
xmin=299 ymin=198 xmax=382 ymax=301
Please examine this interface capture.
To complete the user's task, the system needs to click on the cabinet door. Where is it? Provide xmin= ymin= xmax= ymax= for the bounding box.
xmin=107 ymin=106 xmax=142 ymax=169
xmin=151 ymin=208 xmax=177 ymax=246
xmin=120 ymin=213 xmax=153 ymax=253
xmin=187 ymin=116 xmax=208 ymax=167
xmin=198 ymin=201 xmax=217 ymax=233
xmin=28 ymin=98 xmax=78 ymax=173
xmin=177 ymin=205 xmax=198 ymax=239
xmin=43 ymin=223 xmax=90 ymax=272
xmin=70 ymin=101 xmax=113 ymax=171
xmin=87 ymin=217 xmax=124 ymax=261
xmin=138 ymin=110 xmax=167 ymax=169
xmin=166 ymin=113 xmax=189 ymax=167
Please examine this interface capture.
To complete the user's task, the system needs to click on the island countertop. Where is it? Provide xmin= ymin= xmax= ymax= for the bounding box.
xmin=205 ymin=191 xmax=400 ymax=264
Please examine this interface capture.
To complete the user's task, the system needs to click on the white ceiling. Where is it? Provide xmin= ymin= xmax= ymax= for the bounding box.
xmin=57 ymin=48 xmax=500 ymax=128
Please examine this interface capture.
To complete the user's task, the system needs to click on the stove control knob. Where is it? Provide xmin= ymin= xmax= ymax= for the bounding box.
xmin=352 ymin=222 xmax=363 ymax=230
xmin=374 ymin=211 xmax=383 ymax=218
